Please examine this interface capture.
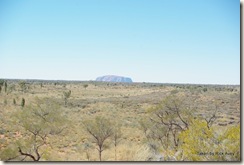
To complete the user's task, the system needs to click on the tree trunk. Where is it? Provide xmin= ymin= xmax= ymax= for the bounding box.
xmin=99 ymin=149 xmax=102 ymax=161
xmin=115 ymin=145 xmax=117 ymax=161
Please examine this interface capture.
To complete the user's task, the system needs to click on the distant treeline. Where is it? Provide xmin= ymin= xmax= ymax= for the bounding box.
xmin=1 ymin=78 xmax=240 ymax=89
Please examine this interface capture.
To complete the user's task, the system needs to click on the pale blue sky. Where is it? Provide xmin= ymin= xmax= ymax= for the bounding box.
xmin=0 ymin=0 xmax=240 ymax=84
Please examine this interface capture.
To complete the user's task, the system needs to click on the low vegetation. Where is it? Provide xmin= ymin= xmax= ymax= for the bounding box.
xmin=0 ymin=79 xmax=240 ymax=161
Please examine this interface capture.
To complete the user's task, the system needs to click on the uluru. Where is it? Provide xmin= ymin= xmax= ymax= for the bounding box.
xmin=96 ymin=75 xmax=133 ymax=83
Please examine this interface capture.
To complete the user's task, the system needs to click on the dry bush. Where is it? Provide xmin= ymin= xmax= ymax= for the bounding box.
xmin=114 ymin=143 xmax=152 ymax=161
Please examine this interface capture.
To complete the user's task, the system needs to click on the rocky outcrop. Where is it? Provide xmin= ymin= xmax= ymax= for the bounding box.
xmin=96 ymin=75 xmax=133 ymax=83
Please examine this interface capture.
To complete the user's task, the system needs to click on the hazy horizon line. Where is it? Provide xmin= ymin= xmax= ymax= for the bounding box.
xmin=0 ymin=77 xmax=240 ymax=86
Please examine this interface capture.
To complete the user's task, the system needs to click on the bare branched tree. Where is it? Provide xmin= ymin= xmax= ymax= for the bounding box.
xmin=83 ymin=116 xmax=113 ymax=161
xmin=140 ymin=94 xmax=195 ymax=150
xmin=205 ymin=104 xmax=218 ymax=129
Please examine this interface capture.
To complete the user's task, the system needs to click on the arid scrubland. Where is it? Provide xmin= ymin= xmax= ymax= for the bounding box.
xmin=0 ymin=79 xmax=240 ymax=161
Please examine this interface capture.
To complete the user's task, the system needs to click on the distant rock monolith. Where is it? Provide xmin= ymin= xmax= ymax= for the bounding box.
xmin=96 ymin=75 xmax=133 ymax=83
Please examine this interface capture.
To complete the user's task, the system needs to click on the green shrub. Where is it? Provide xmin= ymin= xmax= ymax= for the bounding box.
xmin=21 ymin=98 xmax=25 ymax=107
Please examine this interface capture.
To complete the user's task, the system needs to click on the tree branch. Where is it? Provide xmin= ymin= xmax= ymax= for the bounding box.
xmin=176 ymin=110 xmax=188 ymax=129
xmin=18 ymin=147 xmax=37 ymax=161
xmin=205 ymin=108 xmax=217 ymax=129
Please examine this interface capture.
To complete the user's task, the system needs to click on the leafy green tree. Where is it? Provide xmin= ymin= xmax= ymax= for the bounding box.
xmin=0 ymin=98 xmax=68 ymax=161
xmin=83 ymin=116 xmax=114 ymax=161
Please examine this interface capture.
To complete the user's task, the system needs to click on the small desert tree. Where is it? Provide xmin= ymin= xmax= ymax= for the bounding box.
xmin=83 ymin=116 xmax=114 ymax=161
xmin=139 ymin=118 xmax=168 ymax=152
xmin=82 ymin=142 xmax=94 ymax=161
xmin=18 ymin=81 xmax=27 ymax=93
xmin=0 ymin=79 xmax=4 ymax=86
xmin=0 ymin=97 xmax=68 ymax=161
xmin=138 ymin=93 xmax=201 ymax=160
xmin=63 ymin=90 xmax=71 ymax=106
xmin=203 ymin=88 xmax=208 ymax=92
xmin=141 ymin=93 xmax=225 ymax=160
xmin=4 ymin=81 xmax=7 ymax=93
xmin=8 ymin=84 xmax=16 ymax=94
xmin=13 ymin=98 xmax=16 ymax=105
xmin=21 ymin=98 xmax=25 ymax=108
xmin=0 ymin=79 xmax=4 ymax=93
xmin=146 ymin=94 xmax=193 ymax=149
xmin=83 ymin=84 xmax=88 ymax=89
